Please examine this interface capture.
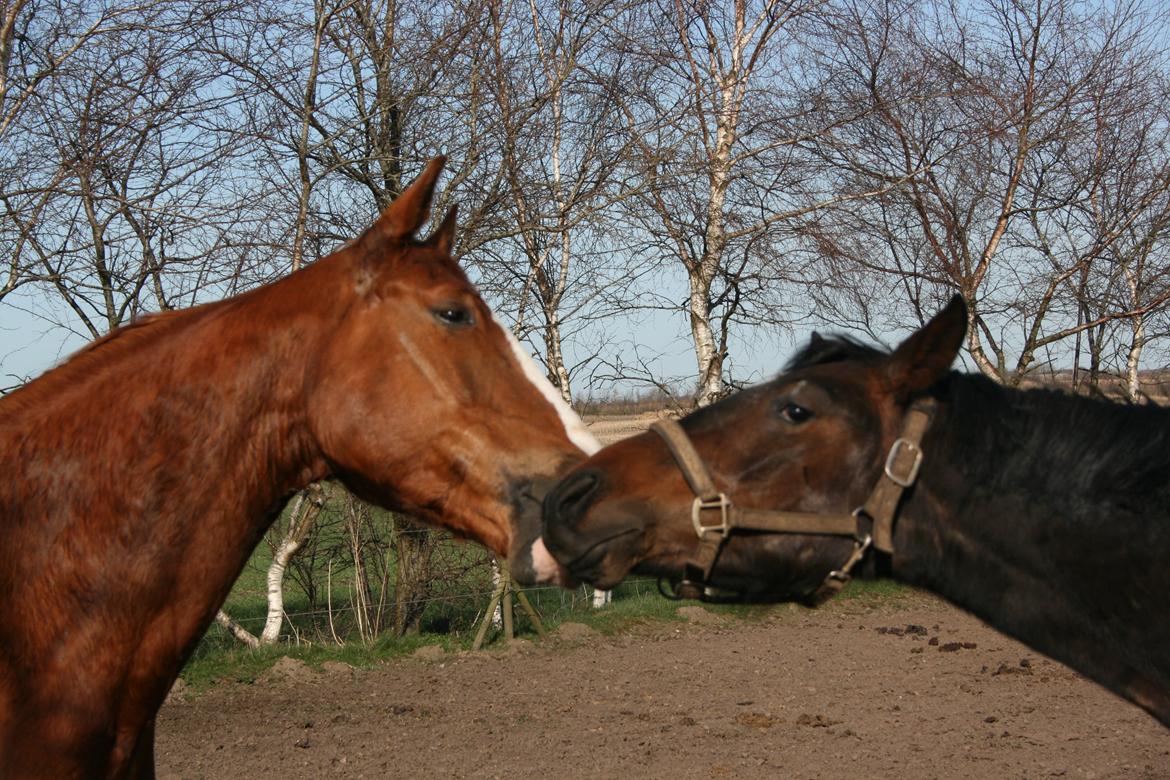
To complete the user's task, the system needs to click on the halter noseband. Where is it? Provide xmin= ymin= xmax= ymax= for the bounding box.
xmin=649 ymin=398 xmax=936 ymax=605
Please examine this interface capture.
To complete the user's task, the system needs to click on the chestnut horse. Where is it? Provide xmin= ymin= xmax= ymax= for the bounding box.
xmin=543 ymin=296 xmax=1170 ymax=728
xmin=0 ymin=157 xmax=594 ymax=778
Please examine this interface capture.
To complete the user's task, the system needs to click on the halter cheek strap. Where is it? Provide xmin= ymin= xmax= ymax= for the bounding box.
xmin=650 ymin=398 xmax=937 ymax=605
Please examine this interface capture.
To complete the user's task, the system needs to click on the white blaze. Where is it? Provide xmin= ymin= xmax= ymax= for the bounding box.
xmin=490 ymin=314 xmax=601 ymax=456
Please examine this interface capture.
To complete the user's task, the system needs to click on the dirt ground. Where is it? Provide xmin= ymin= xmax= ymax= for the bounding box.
xmin=156 ymin=592 xmax=1170 ymax=779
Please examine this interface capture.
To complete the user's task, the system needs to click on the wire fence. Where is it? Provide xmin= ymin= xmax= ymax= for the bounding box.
xmin=219 ymin=580 xmax=657 ymax=631
xmin=210 ymin=501 xmax=662 ymax=649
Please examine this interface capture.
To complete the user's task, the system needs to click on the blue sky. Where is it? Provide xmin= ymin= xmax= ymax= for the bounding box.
xmin=0 ymin=292 xmax=89 ymax=390
xmin=0 ymin=283 xmax=803 ymax=398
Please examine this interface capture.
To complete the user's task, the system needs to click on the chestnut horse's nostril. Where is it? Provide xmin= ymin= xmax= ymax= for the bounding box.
xmin=543 ymin=469 xmax=601 ymax=530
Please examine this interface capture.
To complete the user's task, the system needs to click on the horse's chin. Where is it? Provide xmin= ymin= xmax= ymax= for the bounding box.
xmin=512 ymin=536 xmax=572 ymax=586
xmin=507 ymin=472 xmax=574 ymax=586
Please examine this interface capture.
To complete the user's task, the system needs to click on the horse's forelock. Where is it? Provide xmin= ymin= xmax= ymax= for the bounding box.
xmin=784 ymin=334 xmax=886 ymax=372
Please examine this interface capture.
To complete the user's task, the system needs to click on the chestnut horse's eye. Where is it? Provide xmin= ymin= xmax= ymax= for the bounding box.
xmin=433 ymin=305 xmax=474 ymax=327
xmin=779 ymin=402 xmax=813 ymax=424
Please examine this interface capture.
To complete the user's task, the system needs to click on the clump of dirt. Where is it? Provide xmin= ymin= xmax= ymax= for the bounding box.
xmin=734 ymin=712 xmax=776 ymax=729
xmin=875 ymin=623 xmax=928 ymax=636
xmin=676 ymin=605 xmax=726 ymax=625
xmin=259 ymin=656 xmax=315 ymax=685
xmin=164 ymin=678 xmax=188 ymax=705
xmin=938 ymin=641 xmax=978 ymax=652
xmin=553 ymin=621 xmax=599 ymax=641
xmin=411 ymin=645 xmax=446 ymax=662
xmin=795 ymin=713 xmax=843 ymax=728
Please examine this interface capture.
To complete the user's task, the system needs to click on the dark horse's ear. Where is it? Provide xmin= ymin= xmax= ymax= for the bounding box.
xmin=425 ymin=205 xmax=458 ymax=255
xmin=365 ymin=156 xmax=446 ymax=245
xmin=885 ymin=295 xmax=967 ymax=401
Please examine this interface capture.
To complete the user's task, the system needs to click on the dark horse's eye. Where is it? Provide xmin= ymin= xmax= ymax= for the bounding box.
xmin=779 ymin=402 xmax=813 ymax=424
xmin=433 ymin=305 xmax=474 ymax=327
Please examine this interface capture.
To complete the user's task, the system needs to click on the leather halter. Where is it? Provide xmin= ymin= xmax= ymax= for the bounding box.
xmin=649 ymin=398 xmax=936 ymax=605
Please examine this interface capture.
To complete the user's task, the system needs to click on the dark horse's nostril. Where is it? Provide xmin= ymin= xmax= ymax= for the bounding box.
xmin=544 ymin=469 xmax=601 ymax=528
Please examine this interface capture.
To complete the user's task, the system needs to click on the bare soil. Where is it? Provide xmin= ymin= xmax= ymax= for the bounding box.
xmin=157 ymin=592 xmax=1170 ymax=779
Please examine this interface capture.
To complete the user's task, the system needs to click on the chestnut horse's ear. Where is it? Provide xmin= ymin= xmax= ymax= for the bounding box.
xmin=885 ymin=294 xmax=967 ymax=400
xmin=425 ymin=205 xmax=458 ymax=255
xmin=367 ymin=156 xmax=447 ymax=243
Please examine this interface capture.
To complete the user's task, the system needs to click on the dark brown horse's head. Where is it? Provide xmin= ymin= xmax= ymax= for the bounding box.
xmin=304 ymin=157 xmax=597 ymax=583
xmin=541 ymin=297 xmax=966 ymax=600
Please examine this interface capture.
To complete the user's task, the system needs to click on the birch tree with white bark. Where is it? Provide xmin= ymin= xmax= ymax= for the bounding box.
xmin=613 ymin=0 xmax=842 ymax=406
xmin=481 ymin=0 xmax=639 ymax=403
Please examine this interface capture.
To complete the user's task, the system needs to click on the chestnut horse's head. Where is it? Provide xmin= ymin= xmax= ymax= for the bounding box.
xmin=304 ymin=157 xmax=597 ymax=583
xmin=541 ymin=297 xmax=966 ymax=601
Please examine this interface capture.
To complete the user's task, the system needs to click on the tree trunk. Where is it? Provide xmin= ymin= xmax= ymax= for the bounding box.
xmin=1126 ymin=316 xmax=1145 ymax=402
xmin=215 ymin=610 xmax=260 ymax=648
xmin=260 ymin=483 xmax=326 ymax=645
xmin=391 ymin=515 xmax=437 ymax=636
xmin=689 ymin=72 xmax=736 ymax=408
xmin=543 ymin=306 xmax=573 ymax=405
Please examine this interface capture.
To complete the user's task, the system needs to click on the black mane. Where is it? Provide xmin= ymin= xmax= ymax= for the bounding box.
xmin=941 ymin=372 xmax=1170 ymax=506
xmin=786 ymin=331 xmax=1170 ymax=503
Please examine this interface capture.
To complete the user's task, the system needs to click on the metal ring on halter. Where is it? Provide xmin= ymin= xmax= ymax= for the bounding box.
xmin=826 ymin=533 xmax=873 ymax=582
xmin=691 ymin=493 xmax=732 ymax=538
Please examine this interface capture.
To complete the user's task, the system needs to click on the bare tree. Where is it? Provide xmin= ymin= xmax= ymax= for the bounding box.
xmin=804 ymin=0 xmax=1170 ymax=386
xmin=478 ymin=0 xmax=639 ymax=403
xmin=1 ymin=0 xmax=249 ymax=340
xmin=0 ymin=0 xmax=166 ymax=308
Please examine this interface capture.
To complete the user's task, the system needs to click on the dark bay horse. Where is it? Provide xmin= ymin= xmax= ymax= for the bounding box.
xmin=0 ymin=157 xmax=595 ymax=778
xmin=542 ymin=296 xmax=1170 ymax=728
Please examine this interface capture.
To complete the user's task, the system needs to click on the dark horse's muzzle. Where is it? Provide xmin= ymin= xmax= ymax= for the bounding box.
xmin=541 ymin=468 xmax=643 ymax=586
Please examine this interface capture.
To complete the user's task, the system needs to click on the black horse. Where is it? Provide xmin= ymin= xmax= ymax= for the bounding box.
xmin=542 ymin=296 xmax=1170 ymax=727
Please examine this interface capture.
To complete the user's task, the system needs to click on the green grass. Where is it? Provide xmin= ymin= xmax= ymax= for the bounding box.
xmin=181 ymin=632 xmax=464 ymax=690
xmin=184 ymin=488 xmax=915 ymax=690
xmin=837 ymin=577 xmax=913 ymax=604
xmin=181 ymin=569 xmax=914 ymax=692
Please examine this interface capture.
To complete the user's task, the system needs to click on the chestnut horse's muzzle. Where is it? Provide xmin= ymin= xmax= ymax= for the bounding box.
xmin=508 ymin=473 xmax=573 ymax=585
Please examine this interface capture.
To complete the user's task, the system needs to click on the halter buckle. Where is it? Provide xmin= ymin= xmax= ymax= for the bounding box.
xmin=884 ymin=438 xmax=924 ymax=487
xmin=691 ymin=493 xmax=732 ymax=539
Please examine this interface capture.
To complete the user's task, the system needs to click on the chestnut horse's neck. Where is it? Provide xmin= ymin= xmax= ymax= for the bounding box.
xmin=893 ymin=375 xmax=1170 ymax=726
xmin=1 ymin=252 xmax=348 ymax=537
xmin=0 ymin=258 xmax=345 ymax=774
xmin=2 ymin=257 xmax=343 ymax=483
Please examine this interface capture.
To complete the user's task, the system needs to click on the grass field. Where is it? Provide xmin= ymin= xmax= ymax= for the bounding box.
xmin=181 ymin=540 xmax=910 ymax=691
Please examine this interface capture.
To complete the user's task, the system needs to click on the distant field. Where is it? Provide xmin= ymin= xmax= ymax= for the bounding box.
xmin=584 ymin=411 xmax=664 ymax=445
